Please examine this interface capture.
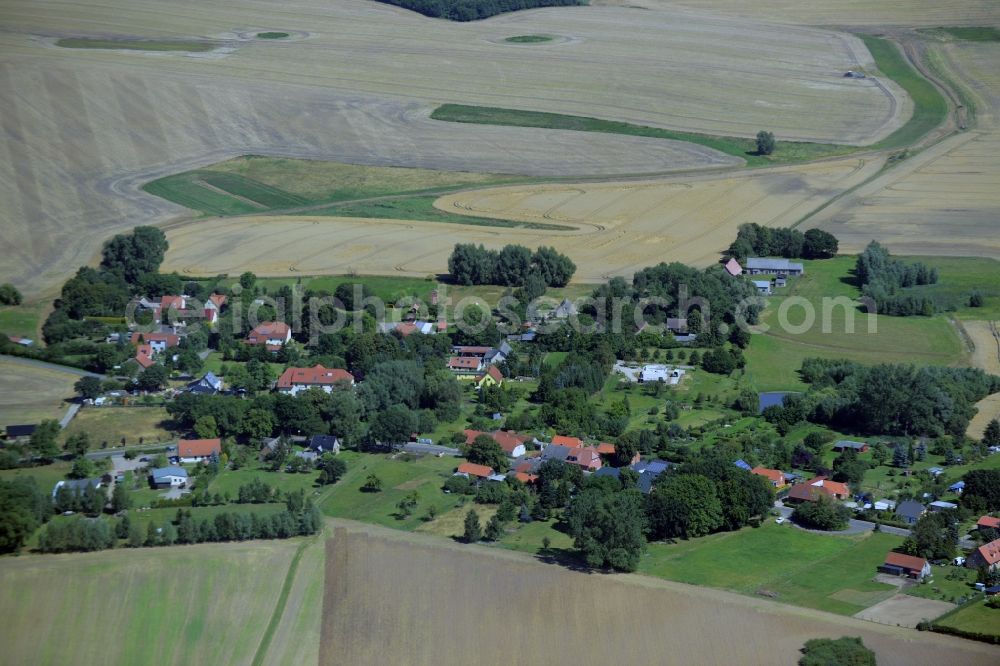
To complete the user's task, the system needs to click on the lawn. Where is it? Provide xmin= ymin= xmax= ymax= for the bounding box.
xmin=861 ymin=35 xmax=949 ymax=150
xmin=637 ymin=523 xmax=904 ymax=616
xmin=0 ymin=540 xmax=301 ymax=665
xmin=500 ymin=516 xmax=575 ymax=555
xmin=415 ymin=503 xmax=498 ymax=539
xmin=933 ymin=599 xmax=1000 ymax=638
xmin=319 ymin=451 xmax=467 ymax=530
xmin=0 ymin=461 xmax=73 ymax=494
xmin=430 ymin=105 xmax=855 ymax=168
xmin=207 ymin=462 xmax=321 ymax=498
xmin=61 ymin=406 xmax=177 ymax=449
xmin=0 ymin=302 xmax=45 ymax=340
xmin=907 ymin=565 xmax=979 ymax=604
xmin=55 ymin=38 xmax=216 ymax=52
xmin=744 ymin=257 xmax=967 ymax=391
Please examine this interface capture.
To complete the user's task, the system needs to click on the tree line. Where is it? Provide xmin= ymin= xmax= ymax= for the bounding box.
xmin=856 ymin=241 xmax=939 ymax=316
xmin=726 ymin=223 xmax=839 ymax=262
xmin=374 ymin=0 xmax=586 ymax=22
xmin=448 ymin=243 xmax=575 ymax=288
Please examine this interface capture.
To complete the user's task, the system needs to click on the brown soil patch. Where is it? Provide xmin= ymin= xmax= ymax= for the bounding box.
xmin=854 ymin=594 xmax=956 ymax=629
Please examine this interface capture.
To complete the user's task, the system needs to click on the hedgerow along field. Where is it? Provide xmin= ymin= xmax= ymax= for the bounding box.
xmin=0 ymin=539 xmax=319 ymax=665
xmin=321 ymin=521 xmax=1000 ymax=666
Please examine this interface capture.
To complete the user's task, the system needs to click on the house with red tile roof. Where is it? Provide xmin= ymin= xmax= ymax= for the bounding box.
xmin=447 ymin=356 xmax=483 ymax=375
xmin=176 ymin=438 xmax=221 ymax=463
xmin=751 ymin=467 xmax=787 ymax=488
xmin=976 ymin=515 xmax=1000 ymax=531
xmin=276 ymin=365 xmax=354 ymax=395
xmin=514 ymin=472 xmax=539 ymax=485
xmin=475 ymin=365 xmax=504 ymax=389
xmin=134 ymin=343 xmax=156 ymax=369
xmin=881 ymin=552 xmax=931 ymax=580
xmin=246 ymin=322 xmax=291 ymax=351
xmin=566 ymin=446 xmax=602 ymax=471
xmin=463 ymin=430 xmax=529 ymax=458
xmin=551 ymin=435 xmax=583 ymax=448
xmin=786 ymin=476 xmax=849 ymax=503
xmin=455 ymin=462 xmax=493 ymax=479
xmin=130 ymin=331 xmax=180 ymax=352
xmin=967 ymin=538 xmax=1000 ymax=572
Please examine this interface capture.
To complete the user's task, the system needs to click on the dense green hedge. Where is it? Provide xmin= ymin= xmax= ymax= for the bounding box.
xmin=374 ymin=0 xmax=586 ymax=21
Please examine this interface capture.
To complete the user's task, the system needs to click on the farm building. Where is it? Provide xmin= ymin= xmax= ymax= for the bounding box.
xmin=895 ymin=500 xmax=926 ymax=525
xmin=447 ymin=356 xmax=483 ymax=375
xmin=745 ymin=258 xmax=804 ymax=276
xmin=880 ymin=552 xmax=931 ymax=580
xmin=752 ymin=280 xmax=772 ymax=295
xmin=977 ymin=515 xmax=1000 ymax=531
xmin=966 ymin=538 xmax=1000 ymax=572
xmin=724 ymin=258 xmax=742 ymax=276
xmin=276 ymin=365 xmax=354 ymax=395
xmin=462 ymin=429 xmax=530 ymax=458
xmin=833 ymin=440 xmax=868 ymax=453
xmin=949 ymin=481 xmax=965 ymax=494
xmin=4 ymin=424 xmax=36 ymax=441
xmin=175 ymin=438 xmax=221 ymax=463
xmin=639 ymin=365 xmax=684 ymax=384
xmin=150 ymin=466 xmax=188 ymax=488
xmin=928 ymin=500 xmax=958 ymax=512
xmin=51 ymin=478 xmax=103 ymax=499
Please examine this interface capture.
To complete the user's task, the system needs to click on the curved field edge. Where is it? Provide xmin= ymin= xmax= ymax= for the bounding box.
xmin=55 ymin=37 xmax=218 ymax=52
xmin=142 ymin=159 xmax=570 ymax=231
xmin=429 ymin=34 xmax=950 ymax=166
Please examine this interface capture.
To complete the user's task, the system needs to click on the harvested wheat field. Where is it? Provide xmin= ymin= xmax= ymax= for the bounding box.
xmin=966 ymin=320 xmax=1000 ymax=438
xmin=0 ymin=358 xmax=77 ymax=426
xmin=0 ymin=0 xmax=907 ymax=297
xmin=321 ymin=521 xmax=1000 ymax=666
xmin=164 ymin=157 xmax=883 ymax=281
xmin=601 ymin=0 xmax=1000 ymax=27
xmin=812 ymin=41 xmax=1000 ymax=259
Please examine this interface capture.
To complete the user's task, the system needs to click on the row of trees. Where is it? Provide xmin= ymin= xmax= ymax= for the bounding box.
xmin=373 ymin=0 xmax=585 ymax=22
xmin=856 ymin=241 xmax=939 ymax=316
xmin=448 ymin=243 xmax=576 ymax=288
xmin=726 ymin=223 xmax=839 ymax=262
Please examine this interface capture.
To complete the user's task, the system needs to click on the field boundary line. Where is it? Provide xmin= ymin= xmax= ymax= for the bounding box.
xmin=250 ymin=536 xmax=313 ymax=666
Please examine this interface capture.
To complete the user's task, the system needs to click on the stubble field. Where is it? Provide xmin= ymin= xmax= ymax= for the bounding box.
xmin=812 ymin=40 xmax=1000 ymax=259
xmin=0 ymin=0 xmax=907 ymax=297
xmin=0 ymin=358 xmax=77 ymax=426
xmin=966 ymin=320 xmax=1000 ymax=438
xmin=163 ymin=157 xmax=884 ymax=281
xmin=321 ymin=521 xmax=1000 ymax=666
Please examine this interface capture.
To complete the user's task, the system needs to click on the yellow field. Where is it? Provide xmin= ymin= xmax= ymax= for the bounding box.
xmin=163 ymin=157 xmax=883 ymax=281
xmin=600 ymin=0 xmax=1000 ymax=27
xmin=321 ymin=520 xmax=1000 ymax=666
xmin=0 ymin=0 xmax=908 ymax=297
xmin=965 ymin=320 xmax=1000 ymax=438
xmin=0 ymin=358 xmax=77 ymax=426
xmin=813 ymin=40 xmax=1000 ymax=259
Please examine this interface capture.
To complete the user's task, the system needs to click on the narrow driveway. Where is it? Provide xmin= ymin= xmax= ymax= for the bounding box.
xmin=59 ymin=403 xmax=81 ymax=428
xmin=775 ymin=504 xmax=911 ymax=537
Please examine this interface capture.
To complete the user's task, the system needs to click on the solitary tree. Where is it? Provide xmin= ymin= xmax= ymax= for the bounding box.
xmin=463 ymin=509 xmax=482 ymax=543
xmin=756 ymin=130 xmax=776 ymax=156
xmin=74 ymin=376 xmax=103 ymax=401
xmin=361 ymin=473 xmax=383 ymax=493
xmin=0 ymin=282 xmax=22 ymax=305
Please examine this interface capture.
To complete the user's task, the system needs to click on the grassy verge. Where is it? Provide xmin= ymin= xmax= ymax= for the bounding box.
xmin=862 ymin=35 xmax=949 ymax=150
xmin=430 ymin=104 xmax=854 ymax=167
xmin=56 ymin=38 xmax=217 ymax=52
xmin=931 ymin=599 xmax=1000 ymax=642
xmin=305 ymin=195 xmax=567 ymax=230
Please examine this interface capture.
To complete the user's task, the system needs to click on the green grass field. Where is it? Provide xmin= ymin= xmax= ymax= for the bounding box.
xmin=256 ymin=32 xmax=290 ymax=39
xmin=638 ymin=523 xmax=904 ymax=616
xmin=56 ymin=38 xmax=216 ymax=52
xmin=430 ymin=104 xmax=854 ymax=168
xmin=319 ymin=452 xmax=467 ymax=530
xmin=934 ymin=599 xmax=1000 ymax=638
xmin=744 ymin=257 xmax=967 ymax=391
xmin=0 ymin=539 xmax=303 ymax=665
xmin=861 ymin=35 xmax=949 ymax=150
xmin=0 ymin=302 xmax=44 ymax=340
xmin=207 ymin=462 xmax=321 ymax=498
xmin=907 ymin=565 xmax=978 ymax=604
xmin=900 ymin=256 xmax=1000 ymax=319
xmin=921 ymin=27 xmax=1000 ymax=42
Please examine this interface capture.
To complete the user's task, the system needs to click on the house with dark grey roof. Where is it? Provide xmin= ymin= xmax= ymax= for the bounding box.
xmin=52 ymin=478 xmax=103 ymax=499
xmin=745 ymin=258 xmax=804 ymax=276
xmin=308 ymin=435 xmax=341 ymax=454
xmin=187 ymin=372 xmax=223 ymax=395
xmin=896 ymin=499 xmax=926 ymax=525
xmin=5 ymin=424 xmax=36 ymax=440
xmin=540 ymin=445 xmax=573 ymax=462
xmin=833 ymin=440 xmax=869 ymax=453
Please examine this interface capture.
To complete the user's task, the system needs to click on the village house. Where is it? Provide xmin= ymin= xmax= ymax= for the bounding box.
xmin=724 ymin=257 xmax=742 ymax=277
xmin=966 ymin=538 xmax=1000 ymax=572
xmin=880 ymin=552 xmax=931 ymax=580
xmin=895 ymin=499 xmax=926 ymax=525
xmin=463 ymin=430 xmax=529 ymax=458
xmin=175 ymin=438 xmax=221 ymax=463
xmin=752 ymin=279 xmax=772 ymax=295
xmin=447 ymin=356 xmax=483 ymax=375
xmin=276 ymin=365 xmax=354 ymax=395
xmin=455 ymin=462 xmax=494 ymax=480
xmin=745 ymin=257 xmax=805 ymax=276
xmin=308 ymin=435 xmax=341 ymax=455
xmin=187 ymin=372 xmax=223 ymax=395
xmin=786 ymin=476 xmax=849 ymax=503
xmin=751 ymin=467 xmax=787 ymax=488
xmin=245 ymin=321 xmax=291 ymax=351
xmin=5 ymin=424 xmax=36 ymax=441
xmin=52 ymin=478 xmax=103 ymax=499
xmin=150 ymin=466 xmax=188 ymax=488
xmin=566 ymin=446 xmax=602 ymax=471
xmin=475 ymin=365 xmax=504 ymax=390
xmin=596 ymin=443 xmax=641 ymax=466
xmin=833 ymin=440 xmax=869 ymax=453
xmin=977 ymin=515 xmax=1000 ymax=532
xmin=129 ymin=332 xmax=180 ymax=354
xmin=550 ymin=435 xmax=583 ymax=449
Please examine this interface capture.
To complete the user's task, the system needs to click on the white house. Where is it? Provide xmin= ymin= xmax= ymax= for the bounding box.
xmin=276 ymin=365 xmax=355 ymax=395
xmin=752 ymin=279 xmax=772 ymax=295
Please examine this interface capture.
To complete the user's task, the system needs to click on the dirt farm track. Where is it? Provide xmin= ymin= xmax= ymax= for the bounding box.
xmin=0 ymin=0 xmax=912 ymax=298
xmin=321 ymin=521 xmax=1000 ymax=666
